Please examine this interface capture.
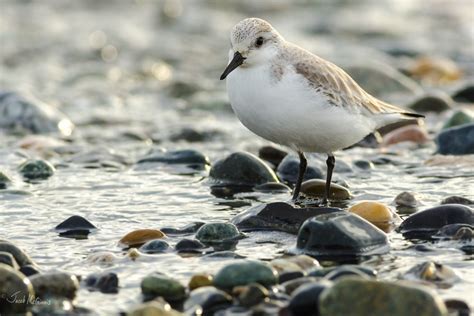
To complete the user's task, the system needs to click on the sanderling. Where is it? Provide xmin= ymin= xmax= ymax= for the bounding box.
xmin=220 ymin=18 xmax=424 ymax=205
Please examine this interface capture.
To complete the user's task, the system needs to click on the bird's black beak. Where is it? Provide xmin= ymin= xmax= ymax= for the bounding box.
xmin=220 ymin=51 xmax=245 ymax=80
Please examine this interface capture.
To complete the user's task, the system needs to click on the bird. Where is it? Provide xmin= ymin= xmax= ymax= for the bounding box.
xmin=220 ymin=18 xmax=424 ymax=205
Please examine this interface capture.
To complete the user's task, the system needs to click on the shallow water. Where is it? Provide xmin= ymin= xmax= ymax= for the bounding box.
xmin=1 ymin=0 xmax=473 ymax=314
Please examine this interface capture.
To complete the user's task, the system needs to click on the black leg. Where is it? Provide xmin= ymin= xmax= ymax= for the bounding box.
xmin=292 ymin=152 xmax=307 ymax=202
xmin=322 ymin=154 xmax=335 ymax=205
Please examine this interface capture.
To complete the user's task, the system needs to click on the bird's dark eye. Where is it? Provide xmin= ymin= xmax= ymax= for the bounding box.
xmin=255 ymin=37 xmax=264 ymax=47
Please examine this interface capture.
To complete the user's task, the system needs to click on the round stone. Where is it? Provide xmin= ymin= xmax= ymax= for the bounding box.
xmin=0 ymin=240 xmax=35 ymax=267
xmin=195 ymin=222 xmax=241 ymax=244
xmin=254 ymin=182 xmax=291 ymax=193
xmin=30 ymin=272 xmax=79 ymax=300
xmin=234 ymin=283 xmax=269 ymax=307
xmin=184 ymin=286 xmax=232 ymax=315
xmin=119 ymin=229 xmax=166 ymax=247
xmin=408 ymin=94 xmax=453 ymax=113
xmin=394 ymin=192 xmax=418 ymax=207
xmin=258 ymin=145 xmax=288 ymax=167
xmin=0 ymin=170 xmax=11 ymax=189
xmin=300 ymin=179 xmax=351 ymax=200
xmin=348 ymin=201 xmax=394 ymax=225
xmin=175 ymin=239 xmax=206 ymax=252
xmin=277 ymin=155 xmax=323 ymax=184
xmin=139 ymin=239 xmax=170 ymax=254
xmin=436 ymin=123 xmax=474 ymax=155
xmin=141 ymin=272 xmax=186 ymax=302
xmin=452 ymin=85 xmax=474 ymax=102
xmin=85 ymin=272 xmax=119 ymax=294
xmin=0 ymin=263 xmax=34 ymax=314
xmin=18 ymin=159 xmax=55 ymax=180
xmin=188 ymin=274 xmax=213 ymax=290
xmin=213 ymin=260 xmax=278 ymax=290
xmin=138 ymin=149 xmax=210 ymax=169
xmin=288 ymin=280 xmax=332 ymax=316
xmin=442 ymin=110 xmax=474 ymax=130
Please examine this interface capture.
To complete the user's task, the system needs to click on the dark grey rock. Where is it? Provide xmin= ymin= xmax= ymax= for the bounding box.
xmin=324 ymin=266 xmax=371 ymax=281
xmin=295 ymin=212 xmax=389 ymax=259
xmin=277 ymin=155 xmax=323 ymax=184
xmin=309 ymin=265 xmax=377 ymax=279
xmin=236 ymin=283 xmax=269 ymax=307
xmin=161 ymin=222 xmax=205 ymax=235
xmin=0 ymin=240 xmax=35 ymax=267
xmin=30 ymin=272 xmax=79 ymax=300
xmin=353 ymin=159 xmax=374 ymax=170
xmin=0 ymin=91 xmax=74 ymax=135
xmin=445 ymin=299 xmax=471 ymax=316
xmin=432 ymin=224 xmax=473 ymax=241
xmin=394 ymin=192 xmax=418 ymax=207
xmin=254 ymin=182 xmax=291 ymax=193
xmin=0 ymin=171 xmax=11 ymax=189
xmin=213 ymin=260 xmax=278 ymax=290
xmin=397 ymin=204 xmax=474 ymax=239
xmin=209 ymin=151 xmax=279 ymax=187
xmin=452 ymin=85 xmax=474 ymax=102
xmin=408 ymin=94 xmax=453 ymax=113
xmin=278 ymin=271 xmax=305 ymax=284
xmin=0 ymin=263 xmax=34 ymax=314
xmin=141 ymin=272 xmax=186 ymax=302
xmin=55 ymin=215 xmax=97 ymax=239
xmin=0 ymin=252 xmax=19 ymax=269
xmin=258 ymin=145 xmax=288 ymax=168
xmin=441 ymin=196 xmax=473 ymax=206
xmin=288 ymin=280 xmax=332 ymax=316
xmin=231 ymin=202 xmax=341 ymax=234
xmin=140 ymin=239 xmax=170 ymax=254
xmin=175 ymin=238 xmax=206 ymax=252
xmin=170 ymin=127 xmax=220 ymax=142
xmin=19 ymin=264 xmax=40 ymax=277
xmin=184 ymin=286 xmax=232 ymax=316
xmin=18 ymin=159 xmax=55 ymax=180
xmin=138 ymin=149 xmax=210 ymax=169
xmin=85 ymin=272 xmax=119 ymax=294
xmin=345 ymin=132 xmax=382 ymax=149
xmin=436 ymin=123 xmax=474 ymax=155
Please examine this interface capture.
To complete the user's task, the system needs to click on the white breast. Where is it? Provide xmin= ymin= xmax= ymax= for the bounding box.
xmin=226 ymin=62 xmax=375 ymax=153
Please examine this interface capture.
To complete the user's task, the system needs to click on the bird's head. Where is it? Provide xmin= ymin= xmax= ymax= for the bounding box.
xmin=220 ymin=18 xmax=284 ymax=80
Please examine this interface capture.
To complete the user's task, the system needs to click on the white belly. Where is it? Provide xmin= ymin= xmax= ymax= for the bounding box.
xmin=226 ymin=64 xmax=375 ymax=153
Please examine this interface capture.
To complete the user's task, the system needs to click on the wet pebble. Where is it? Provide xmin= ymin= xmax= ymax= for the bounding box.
xmin=0 ymin=91 xmax=74 ymax=136
xmin=309 ymin=265 xmax=377 ymax=279
xmin=394 ymin=191 xmax=418 ymax=207
xmin=138 ymin=148 xmax=210 ymax=170
xmin=234 ymin=283 xmax=269 ymax=307
xmin=213 ymin=260 xmax=278 ymax=291
xmin=18 ymin=159 xmax=55 ymax=180
xmin=408 ymin=94 xmax=453 ymax=113
xmin=319 ymin=278 xmax=448 ymax=316
xmin=382 ymin=125 xmax=429 ymax=146
xmin=55 ymin=215 xmax=97 ymax=239
xmin=0 ymin=263 xmax=34 ymax=314
xmin=209 ymin=151 xmax=279 ymax=187
xmin=442 ymin=110 xmax=474 ymax=129
xmin=119 ymin=229 xmax=166 ymax=247
xmin=231 ymin=202 xmax=341 ymax=234
xmin=195 ymin=222 xmax=242 ymax=244
xmin=288 ymin=280 xmax=332 ymax=316
xmin=348 ymin=201 xmax=395 ymax=229
xmin=353 ymin=159 xmax=374 ymax=170
xmin=300 ymin=179 xmax=351 ymax=200
xmin=401 ymin=261 xmax=459 ymax=288
xmin=0 ymin=240 xmax=35 ymax=267
xmin=324 ymin=266 xmax=372 ymax=281
xmin=444 ymin=299 xmax=471 ymax=316
xmin=270 ymin=255 xmax=320 ymax=275
xmin=436 ymin=123 xmax=474 ymax=155
xmin=347 ymin=132 xmax=382 ymax=149
xmin=441 ymin=196 xmax=473 ymax=206
xmin=295 ymin=212 xmax=389 ymax=259
xmin=0 ymin=170 xmax=11 ymax=189
xmin=452 ymin=85 xmax=474 ymax=103
xmin=397 ymin=204 xmax=474 ymax=239
xmin=277 ymin=155 xmax=323 ymax=184
xmin=258 ymin=145 xmax=288 ymax=168
xmin=85 ymin=272 xmax=119 ymax=294
xmin=128 ymin=299 xmax=182 ymax=316
xmin=170 ymin=127 xmax=220 ymax=142
xmin=141 ymin=272 xmax=186 ymax=302
xmin=432 ymin=224 xmax=473 ymax=241
xmin=139 ymin=239 xmax=170 ymax=254
xmin=0 ymin=252 xmax=19 ymax=269
xmin=30 ymin=272 xmax=79 ymax=300
xmin=188 ymin=274 xmax=213 ymax=290
xmin=184 ymin=286 xmax=232 ymax=315
xmin=161 ymin=222 xmax=205 ymax=235
xmin=175 ymin=238 xmax=206 ymax=252
xmin=254 ymin=182 xmax=291 ymax=193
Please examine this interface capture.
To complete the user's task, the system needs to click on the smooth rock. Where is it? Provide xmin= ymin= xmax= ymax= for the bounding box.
xmin=444 ymin=299 xmax=471 ymax=316
xmin=141 ymin=272 xmax=186 ymax=302
xmin=300 ymin=179 xmax=351 ymax=200
xmin=138 ymin=149 xmax=210 ymax=170
xmin=30 ymin=272 xmax=79 ymax=300
xmin=345 ymin=64 xmax=422 ymax=98
xmin=231 ymin=202 xmax=341 ymax=234
xmin=295 ymin=212 xmax=389 ymax=259
xmin=309 ymin=265 xmax=377 ymax=279
xmin=452 ymin=85 xmax=474 ymax=103
xmin=0 ymin=171 xmax=11 ymax=189
xmin=0 ymin=252 xmax=19 ymax=269
xmin=85 ymin=272 xmax=119 ymax=294
xmin=140 ymin=239 xmax=170 ymax=254
xmin=0 ymin=263 xmax=34 ymax=314
xmin=346 ymin=132 xmax=382 ymax=149
xmin=397 ymin=204 xmax=474 ymax=239
xmin=401 ymin=261 xmax=459 ymax=289
xmin=18 ymin=159 xmax=55 ymax=180
xmin=324 ymin=266 xmax=372 ymax=281
xmin=213 ymin=260 xmax=278 ymax=290
xmin=195 ymin=222 xmax=242 ymax=244
xmin=119 ymin=229 xmax=166 ymax=247
xmin=55 ymin=215 xmax=97 ymax=239
xmin=209 ymin=151 xmax=279 ymax=187
xmin=277 ymin=155 xmax=323 ymax=184
xmin=394 ymin=192 xmax=418 ymax=207
xmin=170 ymin=128 xmax=220 ymax=143
xmin=0 ymin=240 xmax=35 ymax=267
xmin=278 ymin=271 xmax=305 ymax=283
xmin=441 ymin=196 xmax=473 ymax=206
xmin=408 ymin=94 xmax=453 ymax=113
xmin=254 ymin=182 xmax=291 ymax=193
xmin=184 ymin=286 xmax=232 ymax=315
xmin=128 ymin=299 xmax=183 ymax=316
xmin=319 ymin=278 xmax=448 ymax=316
xmin=353 ymin=159 xmax=374 ymax=170
xmin=161 ymin=222 xmax=205 ymax=235
xmin=258 ymin=145 xmax=288 ymax=168
xmin=288 ymin=280 xmax=332 ymax=316
xmin=348 ymin=201 xmax=394 ymax=226
xmin=436 ymin=123 xmax=474 ymax=155
xmin=280 ymin=277 xmax=318 ymax=295
xmin=432 ymin=224 xmax=473 ymax=241
xmin=0 ymin=91 xmax=74 ymax=136
xmin=175 ymin=238 xmax=206 ymax=252
xmin=188 ymin=274 xmax=213 ymax=290
xmin=382 ymin=125 xmax=429 ymax=146
xmin=234 ymin=283 xmax=269 ymax=307
xmin=442 ymin=110 xmax=474 ymax=129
